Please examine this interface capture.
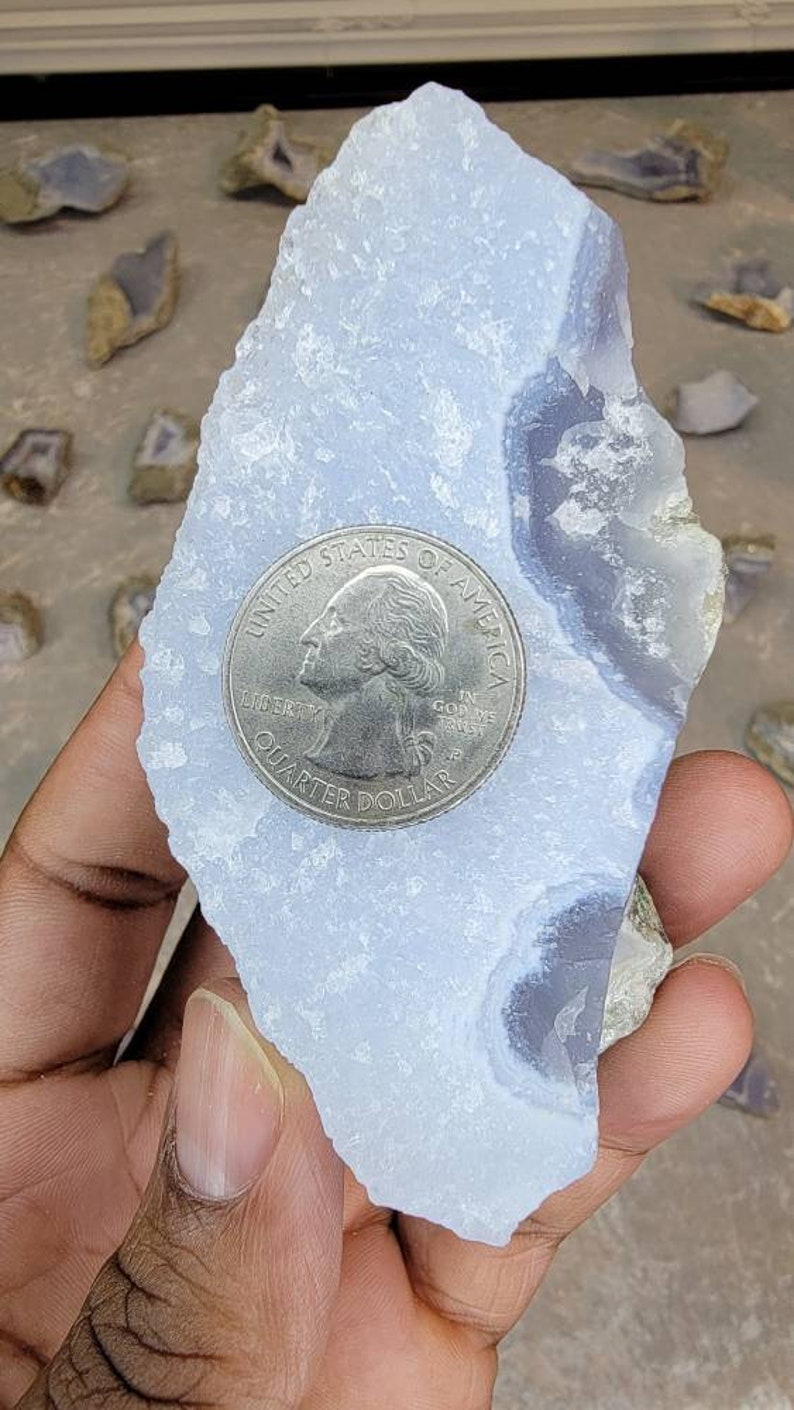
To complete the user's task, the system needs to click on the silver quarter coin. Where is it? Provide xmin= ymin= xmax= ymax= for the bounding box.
xmin=223 ymin=525 xmax=526 ymax=828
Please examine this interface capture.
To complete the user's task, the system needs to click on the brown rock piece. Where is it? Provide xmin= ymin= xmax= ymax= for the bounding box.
xmin=1 ymin=428 xmax=72 ymax=504
xmin=110 ymin=576 xmax=158 ymax=658
xmin=86 ymin=231 xmax=179 ymax=367
xmin=0 ymin=144 xmax=130 ymax=225
xmin=720 ymin=1048 xmax=780 ymax=1118
xmin=698 ymin=256 xmax=793 ymax=332
xmin=704 ymin=291 xmax=792 ymax=332
xmin=130 ymin=409 xmax=199 ymax=504
xmin=221 ymin=105 xmax=330 ymax=203
xmin=571 ymin=118 xmax=728 ymax=202
xmin=745 ymin=702 xmax=794 ymax=787
xmin=0 ymin=592 xmax=43 ymax=663
xmin=722 ymin=534 xmax=775 ymax=623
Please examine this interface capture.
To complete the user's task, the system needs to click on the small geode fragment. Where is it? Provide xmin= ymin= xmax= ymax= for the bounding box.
xmin=130 ymin=410 xmax=199 ymax=504
xmin=86 ymin=231 xmax=179 ymax=367
xmin=722 ymin=534 xmax=775 ymax=623
xmin=1 ymin=428 xmax=72 ymax=504
xmin=0 ymin=592 xmax=43 ymax=663
xmin=720 ymin=1049 xmax=780 ymax=1117
xmin=599 ymin=875 xmax=673 ymax=1053
xmin=110 ymin=576 xmax=158 ymax=658
xmin=571 ymin=120 xmax=728 ymax=202
xmin=670 ymin=370 xmax=758 ymax=436
xmin=746 ymin=702 xmax=794 ymax=786
xmin=0 ymin=143 xmax=130 ymax=225
xmin=221 ymin=105 xmax=329 ymax=203
xmin=698 ymin=256 xmax=794 ymax=333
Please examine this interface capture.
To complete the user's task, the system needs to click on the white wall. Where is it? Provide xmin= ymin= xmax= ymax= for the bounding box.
xmin=1 ymin=0 xmax=792 ymax=74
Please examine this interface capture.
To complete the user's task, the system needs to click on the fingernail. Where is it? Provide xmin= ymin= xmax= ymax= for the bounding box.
xmin=677 ymin=953 xmax=748 ymax=996
xmin=176 ymin=989 xmax=284 ymax=1200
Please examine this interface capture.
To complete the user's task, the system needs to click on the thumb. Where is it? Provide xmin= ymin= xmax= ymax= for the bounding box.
xmin=19 ymin=981 xmax=344 ymax=1410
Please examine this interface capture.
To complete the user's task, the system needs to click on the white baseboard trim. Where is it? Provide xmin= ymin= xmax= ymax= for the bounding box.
xmin=2 ymin=1 xmax=793 ymax=75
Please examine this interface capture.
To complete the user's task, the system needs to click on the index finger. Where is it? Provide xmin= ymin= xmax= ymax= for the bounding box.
xmin=0 ymin=643 xmax=185 ymax=1081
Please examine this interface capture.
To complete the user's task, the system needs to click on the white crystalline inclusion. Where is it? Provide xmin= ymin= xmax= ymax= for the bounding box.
xmin=431 ymin=387 xmax=473 ymax=472
xmin=148 ymin=740 xmax=187 ymax=770
xmin=551 ymin=500 xmax=606 ymax=537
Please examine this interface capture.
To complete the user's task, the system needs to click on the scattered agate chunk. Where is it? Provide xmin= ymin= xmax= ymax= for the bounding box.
xmin=0 ymin=592 xmax=43 ymax=663
xmin=720 ymin=1049 xmax=780 ymax=1117
xmin=139 ymin=84 xmax=724 ymax=1244
xmin=86 ymin=231 xmax=179 ymax=367
xmin=221 ymin=105 xmax=329 ymax=203
xmin=670 ymin=370 xmax=758 ymax=436
xmin=746 ymin=702 xmax=794 ymax=786
xmin=1 ymin=428 xmax=72 ymax=504
xmin=722 ymin=534 xmax=775 ymax=623
xmin=571 ymin=120 xmax=727 ymax=202
xmin=110 ymin=576 xmax=158 ymax=658
xmin=698 ymin=257 xmax=794 ymax=332
xmin=130 ymin=410 xmax=199 ymax=504
xmin=0 ymin=144 xmax=130 ymax=224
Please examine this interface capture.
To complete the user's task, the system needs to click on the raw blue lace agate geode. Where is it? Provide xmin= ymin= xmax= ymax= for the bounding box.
xmin=139 ymin=85 xmax=723 ymax=1244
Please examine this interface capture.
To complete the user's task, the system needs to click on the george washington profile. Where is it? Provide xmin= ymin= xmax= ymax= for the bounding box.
xmin=298 ymin=565 xmax=449 ymax=779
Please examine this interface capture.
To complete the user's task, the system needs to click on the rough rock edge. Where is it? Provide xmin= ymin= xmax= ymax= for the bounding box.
xmin=600 ymin=875 xmax=673 ymax=1053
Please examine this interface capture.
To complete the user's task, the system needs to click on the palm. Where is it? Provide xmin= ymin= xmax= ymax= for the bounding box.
xmin=302 ymin=1182 xmax=497 ymax=1408
xmin=0 ymin=1053 xmax=487 ymax=1408
xmin=0 ymin=648 xmax=789 ymax=1409
xmin=0 ymin=1063 xmax=168 ymax=1402
xmin=0 ymin=1062 xmax=466 ymax=1408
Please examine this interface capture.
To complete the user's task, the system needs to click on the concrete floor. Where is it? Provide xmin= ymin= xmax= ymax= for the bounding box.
xmin=1 ymin=90 xmax=793 ymax=1408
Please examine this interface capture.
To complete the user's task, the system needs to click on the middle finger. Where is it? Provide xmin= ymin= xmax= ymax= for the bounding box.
xmin=639 ymin=749 xmax=792 ymax=945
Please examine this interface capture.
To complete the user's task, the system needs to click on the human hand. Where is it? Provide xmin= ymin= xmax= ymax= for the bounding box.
xmin=1 ymin=646 xmax=791 ymax=1409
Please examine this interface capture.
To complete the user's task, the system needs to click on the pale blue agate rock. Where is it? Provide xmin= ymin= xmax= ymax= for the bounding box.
xmin=139 ymin=84 xmax=723 ymax=1244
